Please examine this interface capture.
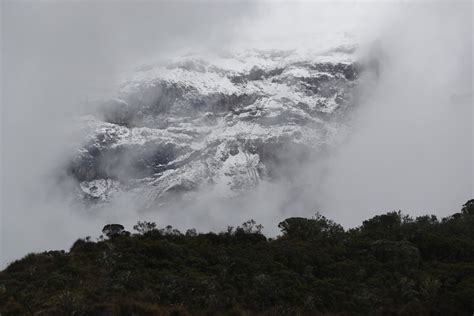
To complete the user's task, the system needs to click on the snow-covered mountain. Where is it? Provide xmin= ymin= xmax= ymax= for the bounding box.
xmin=69 ymin=46 xmax=361 ymax=209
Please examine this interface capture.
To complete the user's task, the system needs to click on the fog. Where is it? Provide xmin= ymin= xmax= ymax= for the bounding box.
xmin=319 ymin=2 xmax=473 ymax=227
xmin=0 ymin=0 xmax=256 ymax=268
xmin=1 ymin=1 xmax=472 ymax=268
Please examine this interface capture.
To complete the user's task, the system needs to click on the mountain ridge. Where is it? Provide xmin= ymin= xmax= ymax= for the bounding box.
xmin=69 ymin=47 xmax=362 ymax=209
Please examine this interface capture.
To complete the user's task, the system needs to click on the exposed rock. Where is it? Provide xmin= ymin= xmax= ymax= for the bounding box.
xmin=70 ymin=48 xmax=362 ymax=206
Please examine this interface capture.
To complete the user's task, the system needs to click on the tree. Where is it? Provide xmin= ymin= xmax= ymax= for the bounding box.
xmin=160 ymin=225 xmax=181 ymax=236
xmin=133 ymin=221 xmax=157 ymax=234
xmin=102 ymin=224 xmax=127 ymax=238
xmin=278 ymin=213 xmax=343 ymax=240
xmin=359 ymin=211 xmax=402 ymax=240
xmin=461 ymin=199 xmax=474 ymax=216
xmin=236 ymin=220 xmax=263 ymax=234
xmin=185 ymin=228 xmax=197 ymax=237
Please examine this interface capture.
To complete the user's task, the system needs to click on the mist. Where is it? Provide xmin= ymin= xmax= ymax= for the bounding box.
xmin=1 ymin=1 xmax=472 ymax=269
xmin=318 ymin=2 xmax=473 ymax=227
xmin=0 ymin=0 xmax=255 ymax=268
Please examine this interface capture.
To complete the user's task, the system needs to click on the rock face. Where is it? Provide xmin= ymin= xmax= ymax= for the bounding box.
xmin=69 ymin=47 xmax=360 ymax=208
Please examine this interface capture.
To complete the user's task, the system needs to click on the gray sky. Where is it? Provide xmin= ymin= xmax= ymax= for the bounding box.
xmin=1 ymin=1 xmax=472 ymax=268
xmin=318 ymin=2 xmax=473 ymax=226
xmin=0 ymin=0 xmax=257 ymax=267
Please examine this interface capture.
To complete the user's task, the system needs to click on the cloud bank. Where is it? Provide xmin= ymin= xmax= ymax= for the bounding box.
xmin=318 ymin=2 xmax=472 ymax=227
xmin=0 ymin=0 xmax=255 ymax=267
xmin=1 ymin=1 xmax=472 ymax=268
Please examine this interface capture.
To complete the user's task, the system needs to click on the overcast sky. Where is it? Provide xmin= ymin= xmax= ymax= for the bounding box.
xmin=1 ymin=1 xmax=472 ymax=268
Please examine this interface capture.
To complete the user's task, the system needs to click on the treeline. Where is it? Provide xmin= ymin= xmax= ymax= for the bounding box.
xmin=1 ymin=200 xmax=473 ymax=315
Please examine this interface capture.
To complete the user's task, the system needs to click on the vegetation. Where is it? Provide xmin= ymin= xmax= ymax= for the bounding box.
xmin=1 ymin=200 xmax=473 ymax=315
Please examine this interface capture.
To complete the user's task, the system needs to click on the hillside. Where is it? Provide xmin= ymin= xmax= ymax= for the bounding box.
xmin=1 ymin=200 xmax=473 ymax=315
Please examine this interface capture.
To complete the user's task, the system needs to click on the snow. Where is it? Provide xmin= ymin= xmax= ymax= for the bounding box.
xmin=74 ymin=47 xmax=359 ymax=205
xmin=80 ymin=179 xmax=121 ymax=202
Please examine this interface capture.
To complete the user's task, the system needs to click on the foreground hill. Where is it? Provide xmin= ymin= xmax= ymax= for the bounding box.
xmin=1 ymin=200 xmax=473 ymax=315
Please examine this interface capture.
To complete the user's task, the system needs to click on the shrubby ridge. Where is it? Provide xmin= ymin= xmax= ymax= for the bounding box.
xmin=1 ymin=200 xmax=473 ymax=315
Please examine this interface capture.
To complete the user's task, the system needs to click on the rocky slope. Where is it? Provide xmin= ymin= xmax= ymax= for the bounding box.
xmin=69 ymin=46 xmax=361 ymax=209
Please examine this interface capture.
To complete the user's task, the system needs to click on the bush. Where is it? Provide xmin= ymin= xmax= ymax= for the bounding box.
xmin=1 ymin=200 xmax=473 ymax=315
